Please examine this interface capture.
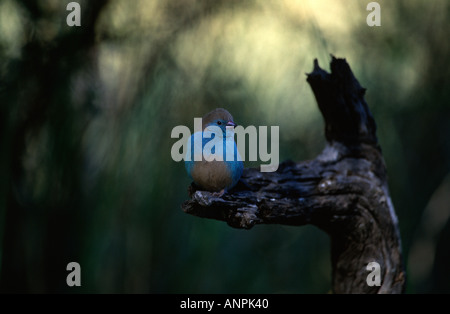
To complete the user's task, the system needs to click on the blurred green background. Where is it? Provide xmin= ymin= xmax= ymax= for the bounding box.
xmin=0 ymin=0 xmax=449 ymax=293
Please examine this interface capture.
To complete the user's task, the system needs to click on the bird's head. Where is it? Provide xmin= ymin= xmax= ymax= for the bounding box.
xmin=202 ymin=108 xmax=237 ymax=135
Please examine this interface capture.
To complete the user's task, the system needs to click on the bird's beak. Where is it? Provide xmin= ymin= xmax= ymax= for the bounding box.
xmin=226 ymin=121 xmax=237 ymax=127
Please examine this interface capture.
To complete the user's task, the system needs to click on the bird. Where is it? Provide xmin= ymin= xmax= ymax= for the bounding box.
xmin=185 ymin=108 xmax=243 ymax=195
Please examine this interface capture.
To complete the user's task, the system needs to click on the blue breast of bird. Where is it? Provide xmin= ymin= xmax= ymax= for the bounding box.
xmin=185 ymin=108 xmax=243 ymax=194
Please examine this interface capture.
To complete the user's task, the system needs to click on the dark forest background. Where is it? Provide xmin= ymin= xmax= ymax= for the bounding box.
xmin=0 ymin=0 xmax=449 ymax=293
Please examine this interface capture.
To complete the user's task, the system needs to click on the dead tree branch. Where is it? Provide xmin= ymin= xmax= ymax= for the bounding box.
xmin=181 ymin=57 xmax=405 ymax=294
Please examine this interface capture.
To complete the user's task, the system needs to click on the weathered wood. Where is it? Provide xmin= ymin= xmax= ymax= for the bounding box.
xmin=182 ymin=56 xmax=405 ymax=294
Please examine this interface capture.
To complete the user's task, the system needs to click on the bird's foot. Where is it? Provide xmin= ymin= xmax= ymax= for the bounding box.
xmin=211 ymin=189 xmax=226 ymax=198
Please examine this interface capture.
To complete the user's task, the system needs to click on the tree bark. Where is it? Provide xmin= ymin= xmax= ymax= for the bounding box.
xmin=181 ymin=56 xmax=405 ymax=294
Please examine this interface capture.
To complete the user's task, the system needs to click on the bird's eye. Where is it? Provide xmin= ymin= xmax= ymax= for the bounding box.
xmin=217 ymin=121 xmax=222 ymax=125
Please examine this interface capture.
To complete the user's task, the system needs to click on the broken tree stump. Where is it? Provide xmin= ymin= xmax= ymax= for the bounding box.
xmin=181 ymin=57 xmax=405 ymax=294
